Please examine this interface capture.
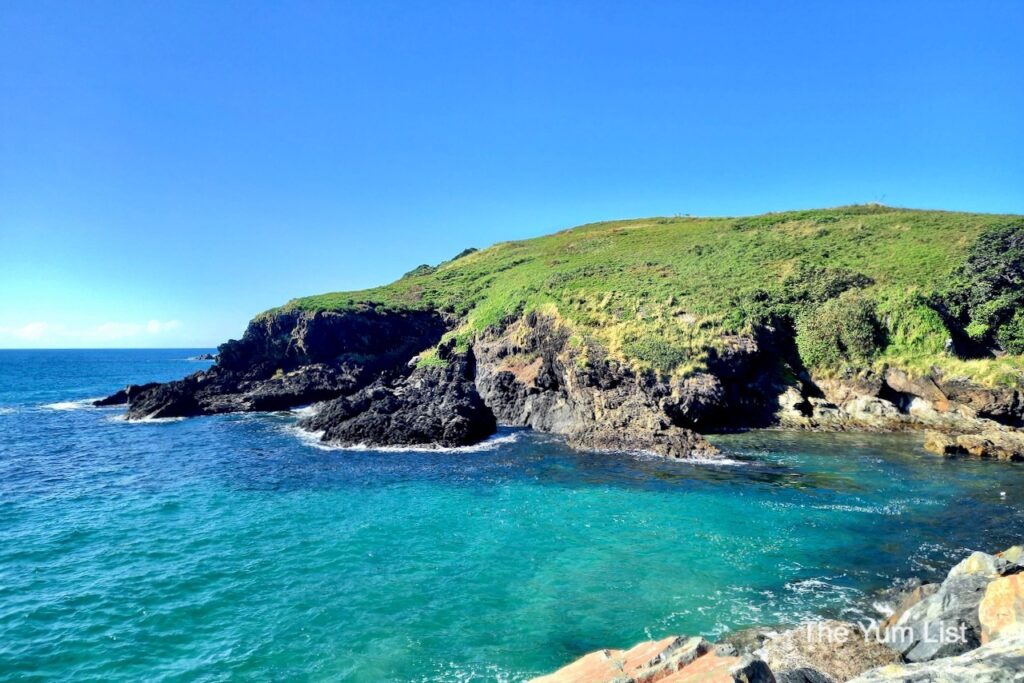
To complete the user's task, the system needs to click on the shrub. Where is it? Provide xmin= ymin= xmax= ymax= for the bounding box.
xmin=796 ymin=292 xmax=883 ymax=368
xmin=996 ymin=310 xmax=1024 ymax=355
xmin=622 ymin=337 xmax=688 ymax=375
xmin=876 ymin=290 xmax=949 ymax=359
xmin=943 ymin=221 xmax=1024 ymax=353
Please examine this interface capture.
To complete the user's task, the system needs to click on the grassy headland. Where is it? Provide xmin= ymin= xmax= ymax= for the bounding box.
xmin=265 ymin=205 xmax=1024 ymax=387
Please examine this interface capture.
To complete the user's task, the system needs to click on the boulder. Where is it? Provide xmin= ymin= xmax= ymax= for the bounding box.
xmin=849 ymin=630 xmax=1024 ymax=682
xmin=923 ymin=432 xmax=958 ymax=456
xmin=979 ymin=574 xmax=1024 ymax=643
xmin=528 ymin=636 xmax=710 ymax=683
xmin=774 ymin=670 xmax=833 ymax=683
xmin=880 ymin=583 xmax=940 ymax=631
xmin=955 ymin=431 xmax=1024 ymax=461
xmin=886 ymin=552 xmax=1008 ymax=661
xmin=658 ymin=652 xmax=774 ymax=682
xmin=760 ymin=621 xmax=899 ymax=682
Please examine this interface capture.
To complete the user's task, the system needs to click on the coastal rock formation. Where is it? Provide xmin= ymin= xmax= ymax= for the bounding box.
xmin=533 ymin=544 xmax=1024 ymax=683
xmin=474 ymin=313 xmax=725 ymax=458
xmin=885 ymin=550 xmax=1020 ymax=662
xmin=848 ymin=630 xmax=1024 ymax=682
xmin=759 ymin=621 xmax=899 ymax=681
xmin=298 ymin=342 xmax=496 ymax=448
xmin=979 ymin=573 xmax=1024 ymax=644
xmin=923 ymin=430 xmax=1024 ymax=461
xmin=528 ymin=636 xmax=773 ymax=683
xmin=99 ymin=308 xmax=449 ymax=420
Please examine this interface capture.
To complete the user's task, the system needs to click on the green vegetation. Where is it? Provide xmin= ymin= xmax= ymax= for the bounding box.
xmin=796 ymin=292 xmax=882 ymax=368
xmin=266 ymin=205 xmax=1024 ymax=386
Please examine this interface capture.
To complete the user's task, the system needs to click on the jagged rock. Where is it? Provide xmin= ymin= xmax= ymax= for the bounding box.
xmin=760 ymin=621 xmax=899 ymax=682
xmin=922 ymin=430 xmax=1024 ymax=461
xmin=955 ymin=432 xmax=1024 ymax=461
xmin=104 ymin=308 xmax=450 ymax=420
xmin=980 ymin=574 xmax=1024 ymax=643
xmin=528 ymin=635 xmax=710 ymax=683
xmin=189 ymin=353 xmax=216 ymax=361
xmin=849 ymin=631 xmax=1024 ymax=682
xmin=938 ymin=377 xmax=1024 ymax=428
xmin=658 ymin=652 xmax=775 ymax=682
xmin=923 ymin=432 xmax=958 ymax=456
xmin=881 ymin=583 xmax=940 ymax=631
xmin=719 ymin=627 xmax=782 ymax=656
xmin=299 ymin=344 xmax=496 ymax=448
xmin=474 ymin=313 xmax=722 ymax=459
xmin=774 ymin=669 xmax=833 ymax=683
xmin=92 ymin=382 xmax=158 ymax=407
xmin=886 ymin=551 xmax=1011 ymax=661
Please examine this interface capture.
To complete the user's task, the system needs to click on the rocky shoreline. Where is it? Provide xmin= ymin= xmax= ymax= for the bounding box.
xmin=530 ymin=544 xmax=1024 ymax=682
xmin=96 ymin=307 xmax=1024 ymax=461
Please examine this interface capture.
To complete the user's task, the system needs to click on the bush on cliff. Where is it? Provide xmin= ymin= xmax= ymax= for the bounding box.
xmin=943 ymin=221 xmax=1024 ymax=355
xmin=796 ymin=292 xmax=883 ymax=369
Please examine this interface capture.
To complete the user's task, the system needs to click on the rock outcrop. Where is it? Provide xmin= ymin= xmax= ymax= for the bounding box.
xmin=979 ymin=573 xmax=1024 ymax=644
xmin=99 ymin=308 xmax=449 ymax=420
xmin=528 ymin=636 xmax=773 ymax=683
xmin=848 ymin=630 xmax=1024 ymax=682
xmin=923 ymin=430 xmax=1024 ymax=461
xmin=298 ymin=342 xmax=496 ymax=448
xmin=474 ymin=313 xmax=726 ymax=459
xmin=885 ymin=550 xmax=1022 ymax=662
xmin=99 ymin=300 xmax=1022 ymax=456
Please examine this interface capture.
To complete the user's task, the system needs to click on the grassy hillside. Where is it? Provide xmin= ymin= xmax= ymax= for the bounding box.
xmin=268 ymin=205 xmax=1024 ymax=386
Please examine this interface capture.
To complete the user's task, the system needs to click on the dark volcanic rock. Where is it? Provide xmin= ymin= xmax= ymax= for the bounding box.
xmin=92 ymin=382 xmax=159 ymax=407
xmin=109 ymin=308 xmax=450 ymax=420
xmin=474 ymin=312 xmax=723 ymax=459
xmin=300 ymin=343 xmax=496 ymax=448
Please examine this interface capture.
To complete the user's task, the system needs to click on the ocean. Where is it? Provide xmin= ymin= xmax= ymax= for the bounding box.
xmin=1 ymin=349 xmax=1021 ymax=681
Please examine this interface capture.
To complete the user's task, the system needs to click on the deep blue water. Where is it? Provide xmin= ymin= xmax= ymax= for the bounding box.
xmin=1 ymin=349 xmax=1022 ymax=682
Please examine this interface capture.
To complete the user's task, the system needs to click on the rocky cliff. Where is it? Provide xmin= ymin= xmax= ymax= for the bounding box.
xmin=96 ymin=302 xmax=1024 ymax=460
xmin=97 ymin=207 xmax=1024 ymax=459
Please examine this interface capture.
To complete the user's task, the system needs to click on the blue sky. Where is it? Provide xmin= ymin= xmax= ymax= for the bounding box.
xmin=2 ymin=1 xmax=1022 ymax=348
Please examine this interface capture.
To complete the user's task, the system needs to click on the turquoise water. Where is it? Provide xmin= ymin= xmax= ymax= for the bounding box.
xmin=1 ymin=350 xmax=1022 ymax=681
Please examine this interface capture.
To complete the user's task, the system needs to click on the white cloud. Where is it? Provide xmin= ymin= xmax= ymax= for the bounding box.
xmin=8 ymin=321 xmax=50 ymax=340
xmin=146 ymin=319 xmax=181 ymax=334
xmin=0 ymin=319 xmax=185 ymax=346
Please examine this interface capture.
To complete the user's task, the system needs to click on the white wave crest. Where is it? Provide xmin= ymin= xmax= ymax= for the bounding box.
xmin=0 ymin=407 xmax=16 ymax=415
xmin=42 ymin=397 xmax=105 ymax=411
xmin=286 ymin=424 xmax=523 ymax=453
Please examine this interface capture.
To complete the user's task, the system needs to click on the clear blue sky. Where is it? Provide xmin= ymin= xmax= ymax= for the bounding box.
xmin=2 ymin=1 xmax=1022 ymax=348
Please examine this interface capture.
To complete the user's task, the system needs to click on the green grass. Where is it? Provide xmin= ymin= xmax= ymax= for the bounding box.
xmin=265 ymin=205 xmax=1024 ymax=386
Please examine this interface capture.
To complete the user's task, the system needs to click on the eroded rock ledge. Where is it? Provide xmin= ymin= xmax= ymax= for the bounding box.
xmin=97 ymin=307 xmax=1024 ymax=459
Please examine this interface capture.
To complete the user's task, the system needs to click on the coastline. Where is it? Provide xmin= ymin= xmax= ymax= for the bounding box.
xmin=530 ymin=543 xmax=1024 ymax=682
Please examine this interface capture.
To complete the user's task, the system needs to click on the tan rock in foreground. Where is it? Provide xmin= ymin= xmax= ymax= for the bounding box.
xmin=979 ymin=573 xmax=1024 ymax=644
xmin=529 ymin=636 xmax=710 ymax=683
